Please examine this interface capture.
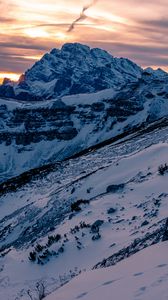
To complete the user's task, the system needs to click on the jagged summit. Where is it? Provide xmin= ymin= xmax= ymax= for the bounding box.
xmin=61 ymin=42 xmax=91 ymax=54
xmin=0 ymin=43 xmax=142 ymax=100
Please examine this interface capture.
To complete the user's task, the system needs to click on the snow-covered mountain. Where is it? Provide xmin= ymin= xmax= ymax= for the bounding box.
xmin=0 ymin=119 xmax=168 ymax=299
xmin=0 ymin=64 xmax=168 ymax=182
xmin=0 ymin=43 xmax=168 ymax=182
xmin=0 ymin=43 xmax=142 ymax=100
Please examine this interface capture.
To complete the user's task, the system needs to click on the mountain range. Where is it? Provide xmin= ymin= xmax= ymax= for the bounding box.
xmin=0 ymin=43 xmax=168 ymax=182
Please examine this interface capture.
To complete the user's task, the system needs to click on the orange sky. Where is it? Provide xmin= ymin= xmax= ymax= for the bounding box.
xmin=0 ymin=0 xmax=167 ymax=82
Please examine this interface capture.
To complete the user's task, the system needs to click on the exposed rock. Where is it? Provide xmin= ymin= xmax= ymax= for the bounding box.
xmin=91 ymin=220 xmax=104 ymax=233
xmin=106 ymin=184 xmax=125 ymax=193
xmin=162 ymin=219 xmax=168 ymax=241
xmin=141 ymin=220 xmax=149 ymax=227
xmin=107 ymin=208 xmax=117 ymax=214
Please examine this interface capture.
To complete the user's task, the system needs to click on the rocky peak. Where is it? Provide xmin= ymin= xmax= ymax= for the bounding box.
xmin=0 ymin=43 xmax=143 ymax=101
xmin=61 ymin=42 xmax=90 ymax=55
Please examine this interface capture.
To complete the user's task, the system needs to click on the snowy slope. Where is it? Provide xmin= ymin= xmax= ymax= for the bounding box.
xmin=46 ymin=242 xmax=168 ymax=300
xmin=0 ymin=123 xmax=168 ymax=299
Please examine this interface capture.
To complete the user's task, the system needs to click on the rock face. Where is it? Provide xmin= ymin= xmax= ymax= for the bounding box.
xmin=0 ymin=100 xmax=77 ymax=146
xmin=0 ymin=43 xmax=142 ymax=100
xmin=0 ymin=43 xmax=168 ymax=182
xmin=0 ymin=87 xmax=142 ymax=150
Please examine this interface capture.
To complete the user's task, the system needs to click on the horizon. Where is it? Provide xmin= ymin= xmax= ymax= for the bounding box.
xmin=0 ymin=0 xmax=167 ymax=83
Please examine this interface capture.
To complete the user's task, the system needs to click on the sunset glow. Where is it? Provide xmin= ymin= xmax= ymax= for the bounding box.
xmin=0 ymin=0 xmax=167 ymax=81
xmin=55 ymin=32 xmax=69 ymax=41
xmin=0 ymin=73 xmax=20 ymax=84
xmin=24 ymin=28 xmax=50 ymax=38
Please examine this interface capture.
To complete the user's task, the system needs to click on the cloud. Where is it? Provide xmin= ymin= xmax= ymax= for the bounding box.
xmin=0 ymin=41 xmax=48 ymax=51
xmin=89 ymin=40 xmax=168 ymax=69
xmin=137 ymin=17 xmax=168 ymax=31
xmin=0 ymin=0 xmax=167 ymax=74
xmin=67 ymin=0 xmax=98 ymax=32
xmin=0 ymin=55 xmax=36 ymax=73
xmin=0 ymin=16 xmax=16 ymax=23
xmin=15 ymin=22 xmax=96 ymax=31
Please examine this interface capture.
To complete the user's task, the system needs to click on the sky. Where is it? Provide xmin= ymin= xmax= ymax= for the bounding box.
xmin=0 ymin=0 xmax=167 ymax=83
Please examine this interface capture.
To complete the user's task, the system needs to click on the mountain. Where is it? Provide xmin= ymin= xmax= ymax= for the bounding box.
xmin=0 ymin=62 xmax=168 ymax=182
xmin=0 ymin=120 xmax=168 ymax=299
xmin=0 ymin=43 xmax=142 ymax=100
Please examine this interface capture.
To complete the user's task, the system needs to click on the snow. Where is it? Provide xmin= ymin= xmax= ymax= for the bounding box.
xmin=46 ymin=242 xmax=168 ymax=300
xmin=0 ymin=124 xmax=168 ymax=299
xmin=62 ymin=88 xmax=116 ymax=105
xmin=15 ymin=78 xmax=58 ymax=98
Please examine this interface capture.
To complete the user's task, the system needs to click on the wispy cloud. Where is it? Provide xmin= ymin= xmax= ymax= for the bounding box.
xmin=67 ymin=0 xmax=98 ymax=32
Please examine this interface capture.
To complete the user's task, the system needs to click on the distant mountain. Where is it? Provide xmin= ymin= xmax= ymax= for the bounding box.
xmin=0 ymin=43 xmax=142 ymax=100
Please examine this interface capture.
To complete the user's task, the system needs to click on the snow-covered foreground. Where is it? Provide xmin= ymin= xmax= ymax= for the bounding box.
xmin=0 ymin=124 xmax=168 ymax=299
xmin=46 ymin=242 xmax=168 ymax=300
